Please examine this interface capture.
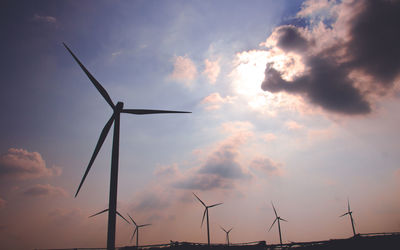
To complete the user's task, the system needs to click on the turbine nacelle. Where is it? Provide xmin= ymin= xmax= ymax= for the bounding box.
xmin=115 ymin=102 xmax=124 ymax=112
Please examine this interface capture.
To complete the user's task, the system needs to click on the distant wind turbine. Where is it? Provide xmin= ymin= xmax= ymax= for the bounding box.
xmin=127 ymin=214 xmax=151 ymax=247
xmin=340 ymin=199 xmax=357 ymax=237
xmin=88 ymin=208 xmax=130 ymax=224
xmin=193 ymin=193 xmax=223 ymax=245
xmin=220 ymin=226 xmax=233 ymax=246
xmin=268 ymin=202 xmax=287 ymax=246
xmin=64 ymin=43 xmax=191 ymax=250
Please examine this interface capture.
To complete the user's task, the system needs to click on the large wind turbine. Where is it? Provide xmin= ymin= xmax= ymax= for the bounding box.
xmin=268 ymin=202 xmax=287 ymax=246
xmin=88 ymin=208 xmax=130 ymax=225
xmin=64 ymin=43 xmax=190 ymax=250
xmin=220 ymin=226 xmax=233 ymax=246
xmin=340 ymin=199 xmax=357 ymax=237
xmin=193 ymin=193 xmax=223 ymax=246
xmin=127 ymin=214 xmax=151 ymax=247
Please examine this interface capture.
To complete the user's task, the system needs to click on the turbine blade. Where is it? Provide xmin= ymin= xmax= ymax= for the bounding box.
xmin=208 ymin=202 xmax=223 ymax=208
xmin=122 ymin=109 xmax=191 ymax=115
xmin=127 ymin=213 xmax=137 ymax=226
xmin=228 ymin=228 xmax=233 ymax=233
xmin=340 ymin=212 xmax=349 ymax=217
xmin=116 ymin=211 xmax=130 ymax=224
xmin=193 ymin=193 xmax=206 ymax=207
xmin=140 ymin=223 xmax=151 ymax=227
xmin=347 ymin=199 xmax=351 ymax=213
xmin=131 ymin=227 xmax=137 ymax=241
xmin=63 ymin=43 xmax=115 ymax=109
xmin=271 ymin=201 xmax=278 ymax=217
xmin=268 ymin=218 xmax=277 ymax=232
xmin=220 ymin=226 xmax=227 ymax=233
xmin=75 ymin=114 xmax=115 ymax=197
xmin=130 ymin=229 xmax=135 ymax=242
xmin=280 ymin=218 xmax=288 ymax=222
xmin=88 ymin=208 xmax=108 ymax=218
xmin=201 ymin=208 xmax=207 ymax=227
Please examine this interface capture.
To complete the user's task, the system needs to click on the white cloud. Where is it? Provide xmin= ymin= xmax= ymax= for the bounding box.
xmin=0 ymin=148 xmax=62 ymax=180
xmin=201 ymin=92 xmax=236 ymax=110
xmin=170 ymin=55 xmax=197 ymax=86
xmin=262 ymin=133 xmax=277 ymax=142
xmin=285 ymin=120 xmax=304 ymax=130
xmin=203 ymin=58 xmax=220 ymax=84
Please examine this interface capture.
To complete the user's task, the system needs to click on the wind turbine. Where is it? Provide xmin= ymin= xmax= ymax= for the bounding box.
xmin=268 ymin=202 xmax=287 ymax=246
xmin=127 ymin=214 xmax=151 ymax=247
xmin=340 ymin=199 xmax=357 ymax=237
xmin=220 ymin=226 xmax=233 ymax=246
xmin=64 ymin=43 xmax=191 ymax=250
xmin=88 ymin=208 xmax=130 ymax=225
xmin=193 ymin=193 xmax=223 ymax=246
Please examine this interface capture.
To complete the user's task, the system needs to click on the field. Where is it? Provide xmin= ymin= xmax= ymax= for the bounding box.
xmin=41 ymin=233 xmax=400 ymax=250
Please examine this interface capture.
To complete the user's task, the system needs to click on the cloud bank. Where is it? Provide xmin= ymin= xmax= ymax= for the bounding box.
xmin=23 ymin=184 xmax=68 ymax=197
xmin=261 ymin=0 xmax=400 ymax=115
xmin=0 ymin=148 xmax=62 ymax=180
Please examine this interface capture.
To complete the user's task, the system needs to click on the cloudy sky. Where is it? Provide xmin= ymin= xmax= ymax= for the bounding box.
xmin=1 ymin=0 xmax=400 ymax=249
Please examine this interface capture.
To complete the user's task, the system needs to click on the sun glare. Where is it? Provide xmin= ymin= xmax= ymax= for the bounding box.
xmin=231 ymin=50 xmax=269 ymax=97
xmin=231 ymin=49 xmax=307 ymax=114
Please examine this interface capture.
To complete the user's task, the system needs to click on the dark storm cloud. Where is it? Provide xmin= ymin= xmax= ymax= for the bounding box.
xmin=347 ymin=0 xmax=400 ymax=86
xmin=174 ymin=136 xmax=251 ymax=191
xmin=198 ymin=143 xmax=251 ymax=180
xmin=262 ymin=0 xmax=400 ymax=115
xmin=275 ymin=25 xmax=310 ymax=53
xmin=174 ymin=174 xmax=233 ymax=190
xmin=262 ymin=57 xmax=371 ymax=114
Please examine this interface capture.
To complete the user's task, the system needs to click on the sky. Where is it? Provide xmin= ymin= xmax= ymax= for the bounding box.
xmin=1 ymin=0 xmax=400 ymax=249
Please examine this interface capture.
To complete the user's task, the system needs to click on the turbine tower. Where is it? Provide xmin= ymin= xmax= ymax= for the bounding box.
xmin=64 ymin=43 xmax=190 ymax=250
xmin=268 ymin=202 xmax=287 ymax=246
xmin=127 ymin=214 xmax=151 ymax=247
xmin=340 ymin=199 xmax=357 ymax=237
xmin=193 ymin=193 xmax=223 ymax=246
xmin=220 ymin=226 xmax=233 ymax=246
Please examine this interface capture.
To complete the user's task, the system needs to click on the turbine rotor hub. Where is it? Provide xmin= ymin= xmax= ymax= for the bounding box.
xmin=115 ymin=101 xmax=124 ymax=112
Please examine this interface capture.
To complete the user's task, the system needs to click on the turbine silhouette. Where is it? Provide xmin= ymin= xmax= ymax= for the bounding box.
xmin=340 ymin=199 xmax=357 ymax=237
xmin=220 ymin=226 xmax=233 ymax=246
xmin=88 ymin=208 xmax=130 ymax=224
xmin=268 ymin=202 xmax=287 ymax=246
xmin=127 ymin=214 xmax=151 ymax=247
xmin=64 ymin=43 xmax=190 ymax=250
xmin=193 ymin=193 xmax=223 ymax=245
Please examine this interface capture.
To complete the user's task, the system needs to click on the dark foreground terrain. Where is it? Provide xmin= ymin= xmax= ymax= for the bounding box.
xmin=37 ymin=233 xmax=400 ymax=250
xmin=121 ymin=233 xmax=400 ymax=250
